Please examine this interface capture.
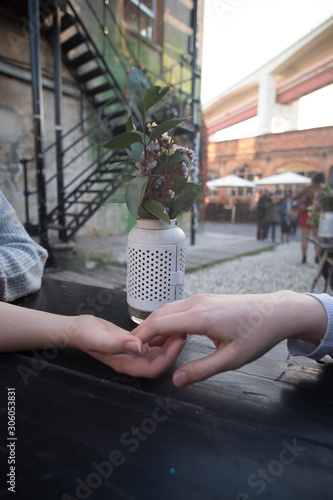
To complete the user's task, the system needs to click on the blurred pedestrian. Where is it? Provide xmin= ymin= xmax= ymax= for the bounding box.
xmin=279 ymin=195 xmax=293 ymax=243
xmin=256 ymin=189 xmax=270 ymax=240
xmin=293 ymin=172 xmax=325 ymax=264
xmin=265 ymin=194 xmax=280 ymax=242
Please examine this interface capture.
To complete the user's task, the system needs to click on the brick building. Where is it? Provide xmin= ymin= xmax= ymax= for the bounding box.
xmin=204 ymin=126 xmax=333 ymax=221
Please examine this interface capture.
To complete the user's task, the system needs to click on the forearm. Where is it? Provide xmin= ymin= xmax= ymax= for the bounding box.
xmin=0 ymin=302 xmax=72 ymax=352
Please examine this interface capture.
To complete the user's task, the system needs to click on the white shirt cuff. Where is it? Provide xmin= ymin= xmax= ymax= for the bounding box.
xmin=287 ymin=293 xmax=333 ymax=360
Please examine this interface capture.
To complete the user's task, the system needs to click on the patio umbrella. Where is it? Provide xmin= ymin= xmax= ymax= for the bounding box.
xmin=207 ymin=174 xmax=255 ymax=188
xmin=255 ymin=171 xmax=311 ymax=186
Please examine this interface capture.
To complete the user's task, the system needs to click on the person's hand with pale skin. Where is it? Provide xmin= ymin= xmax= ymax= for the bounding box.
xmin=133 ymin=291 xmax=328 ymax=387
xmin=0 ymin=302 xmax=186 ymax=378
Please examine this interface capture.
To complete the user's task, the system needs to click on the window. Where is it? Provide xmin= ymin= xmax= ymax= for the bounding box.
xmin=124 ymin=0 xmax=161 ymax=44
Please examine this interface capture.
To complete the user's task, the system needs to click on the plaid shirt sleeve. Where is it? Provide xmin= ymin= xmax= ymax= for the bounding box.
xmin=0 ymin=189 xmax=48 ymax=302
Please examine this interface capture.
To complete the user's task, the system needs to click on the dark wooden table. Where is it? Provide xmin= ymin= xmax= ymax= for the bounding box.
xmin=1 ymin=278 xmax=333 ymax=500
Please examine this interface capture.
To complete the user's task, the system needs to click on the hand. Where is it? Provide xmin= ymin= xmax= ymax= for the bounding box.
xmin=133 ymin=292 xmax=327 ymax=386
xmin=67 ymin=315 xmax=186 ymax=378
xmin=0 ymin=303 xmax=186 ymax=379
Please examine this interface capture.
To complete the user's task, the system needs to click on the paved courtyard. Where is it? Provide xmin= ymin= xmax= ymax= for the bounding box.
xmin=47 ymin=222 xmax=330 ymax=296
xmin=183 ymin=240 xmax=326 ymax=297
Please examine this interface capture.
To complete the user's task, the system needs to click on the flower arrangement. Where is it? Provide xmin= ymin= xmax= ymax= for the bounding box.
xmin=307 ymin=186 xmax=333 ymax=227
xmin=103 ymin=67 xmax=201 ymax=224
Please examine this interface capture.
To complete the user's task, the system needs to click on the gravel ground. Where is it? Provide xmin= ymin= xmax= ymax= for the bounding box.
xmin=184 ymin=240 xmax=329 ymax=297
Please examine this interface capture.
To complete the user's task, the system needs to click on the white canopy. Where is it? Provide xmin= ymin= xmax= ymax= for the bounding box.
xmin=255 ymin=171 xmax=311 ymax=186
xmin=207 ymin=174 xmax=255 ymax=188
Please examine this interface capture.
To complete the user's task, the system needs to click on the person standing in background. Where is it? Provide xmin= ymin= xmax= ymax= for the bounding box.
xmin=256 ymin=189 xmax=270 ymax=240
xmin=293 ymin=172 xmax=325 ymax=264
xmin=264 ymin=193 xmax=280 ymax=242
xmin=279 ymin=195 xmax=293 ymax=243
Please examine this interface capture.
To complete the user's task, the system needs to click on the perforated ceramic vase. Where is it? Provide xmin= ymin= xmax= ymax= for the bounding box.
xmin=127 ymin=219 xmax=186 ymax=324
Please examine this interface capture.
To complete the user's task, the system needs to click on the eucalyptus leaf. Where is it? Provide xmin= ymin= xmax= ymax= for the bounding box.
xmin=165 ymin=152 xmax=186 ymax=169
xmin=107 ymin=161 xmax=131 ymax=171
xmin=105 ymin=193 xmax=126 ymax=204
xmin=117 ymin=175 xmax=135 ymax=184
xmin=150 ymin=163 xmax=165 ymax=176
xmin=138 ymin=206 xmax=154 ymax=219
xmin=103 ymin=131 xmax=143 ymax=150
xmin=144 ymin=86 xmax=169 ymax=111
xmin=143 ymin=200 xmax=171 ymax=224
xmin=172 ymin=177 xmax=187 ymax=194
xmin=170 ymin=183 xmax=201 ymax=218
xmin=150 ymin=118 xmax=188 ymax=141
xmin=126 ymin=142 xmax=144 ymax=162
xmin=126 ymin=115 xmax=135 ymax=132
xmin=125 ymin=176 xmax=148 ymax=219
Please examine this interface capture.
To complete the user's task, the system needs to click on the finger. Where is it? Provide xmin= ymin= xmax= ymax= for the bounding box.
xmin=144 ymin=336 xmax=187 ymax=378
xmin=89 ymin=332 xmax=143 ymax=356
xmin=134 ymin=309 xmax=204 ymax=345
xmin=172 ymin=342 xmax=242 ymax=387
xmin=147 ymin=335 xmax=168 ymax=347
xmin=108 ymin=337 xmax=186 ymax=378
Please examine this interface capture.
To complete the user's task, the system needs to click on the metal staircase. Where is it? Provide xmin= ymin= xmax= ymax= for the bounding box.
xmin=23 ymin=0 xmax=199 ymax=246
xmin=31 ymin=0 xmax=137 ymax=243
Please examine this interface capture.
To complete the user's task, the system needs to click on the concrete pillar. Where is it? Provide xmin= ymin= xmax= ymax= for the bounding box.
xmin=273 ymin=101 xmax=299 ymax=132
xmin=257 ymin=73 xmax=276 ymax=135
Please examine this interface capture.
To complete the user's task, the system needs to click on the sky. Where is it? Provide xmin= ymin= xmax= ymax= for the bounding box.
xmin=200 ymin=0 xmax=333 ymax=139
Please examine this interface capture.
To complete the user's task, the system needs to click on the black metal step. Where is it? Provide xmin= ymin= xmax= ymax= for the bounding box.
xmin=62 ymin=32 xmax=86 ymax=53
xmin=94 ymin=96 xmax=119 ymax=109
xmin=60 ymin=12 xmax=76 ymax=32
xmin=68 ymin=50 xmax=96 ymax=69
xmin=88 ymin=82 xmax=114 ymax=96
xmin=77 ymin=67 xmax=105 ymax=83
xmin=104 ymin=109 xmax=128 ymax=120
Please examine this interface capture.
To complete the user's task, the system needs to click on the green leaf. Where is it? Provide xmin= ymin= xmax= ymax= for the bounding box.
xmin=126 ymin=142 xmax=144 ymax=162
xmin=138 ymin=205 xmax=154 ymax=219
xmin=117 ymin=175 xmax=136 ymax=184
xmin=107 ymin=161 xmax=133 ymax=171
xmin=105 ymin=193 xmax=126 ymax=204
xmin=127 ymin=67 xmax=149 ymax=122
xmin=150 ymin=163 xmax=165 ymax=176
xmin=166 ymin=152 xmax=186 ymax=169
xmin=149 ymin=118 xmax=188 ymax=141
xmin=125 ymin=176 xmax=148 ymax=219
xmin=170 ymin=183 xmax=201 ymax=218
xmin=144 ymin=86 xmax=169 ymax=111
xmin=126 ymin=115 xmax=135 ymax=132
xmin=172 ymin=177 xmax=187 ymax=195
xmin=143 ymin=200 xmax=171 ymax=224
xmin=103 ymin=131 xmax=143 ymax=150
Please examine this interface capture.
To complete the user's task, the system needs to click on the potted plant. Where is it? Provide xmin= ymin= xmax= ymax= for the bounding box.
xmin=103 ymin=67 xmax=201 ymax=322
xmin=307 ymin=186 xmax=333 ymax=238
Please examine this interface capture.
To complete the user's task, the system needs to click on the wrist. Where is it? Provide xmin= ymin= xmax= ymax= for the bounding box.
xmin=272 ymin=290 xmax=327 ymax=346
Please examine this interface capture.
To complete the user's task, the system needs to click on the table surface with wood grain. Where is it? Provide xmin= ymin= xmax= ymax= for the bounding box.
xmin=0 ymin=278 xmax=332 ymax=500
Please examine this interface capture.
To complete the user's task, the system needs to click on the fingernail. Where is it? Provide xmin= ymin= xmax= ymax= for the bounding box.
xmin=124 ymin=341 xmax=142 ymax=354
xmin=173 ymin=371 xmax=188 ymax=387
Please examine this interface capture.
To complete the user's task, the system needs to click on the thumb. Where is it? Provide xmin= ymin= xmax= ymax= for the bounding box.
xmin=172 ymin=347 xmax=237 ymax=387
xmin=91 ymin=333 xmax=143 ymax=355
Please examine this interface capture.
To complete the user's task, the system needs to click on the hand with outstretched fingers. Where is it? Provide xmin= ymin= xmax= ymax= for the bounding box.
xmin=133 ymin=292 xmax=327 ymax=386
